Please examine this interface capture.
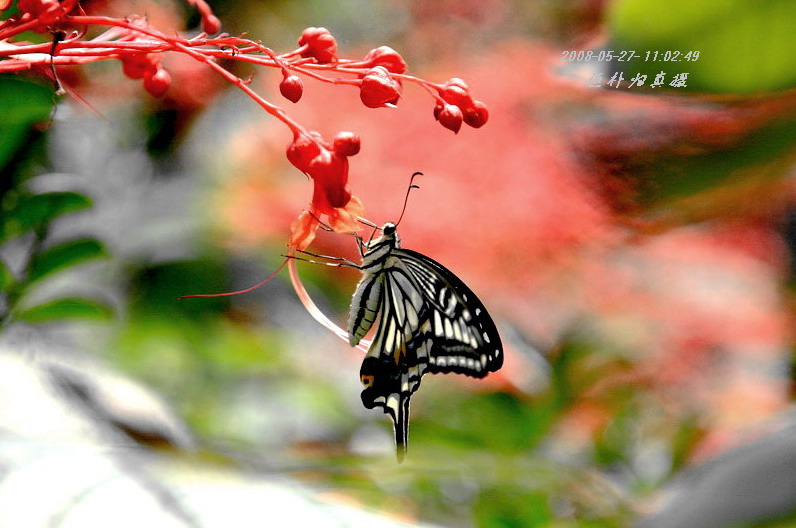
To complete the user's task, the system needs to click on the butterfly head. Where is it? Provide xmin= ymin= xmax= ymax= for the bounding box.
xmin=364 ymin=222 xmax=401 ymax=254
xmin=381 ymin=222 xmax=399 ymax=243
xmin=382 ymin=222 xmax=396 ymax=236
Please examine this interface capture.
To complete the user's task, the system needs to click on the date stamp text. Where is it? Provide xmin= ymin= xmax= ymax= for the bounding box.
xmin=561 ymin=50 xmax=700 ymax=62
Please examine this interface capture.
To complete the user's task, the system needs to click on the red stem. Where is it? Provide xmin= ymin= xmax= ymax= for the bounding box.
xmin=0 ymin=15 xmax=42 ymax=41
xmin=172 ymin=41 xmax=304 ymax=135
xmin=59 ymin=15 xmax=306 ymax=135
xmin=0 ymin=13 xmax=439 ymax=150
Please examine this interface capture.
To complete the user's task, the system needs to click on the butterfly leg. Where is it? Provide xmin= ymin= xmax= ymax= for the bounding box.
xmin=283 ymin=254 xmax=359 ymax=268
xmin=353 ymin=233 xmax=363 ymax=257
xmin=295 ymin=249 xmax=360 ymax=267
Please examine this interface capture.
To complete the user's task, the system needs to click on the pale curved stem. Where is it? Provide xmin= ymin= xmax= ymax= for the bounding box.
xmin=287 ymin=245 xmax=371 ymax=353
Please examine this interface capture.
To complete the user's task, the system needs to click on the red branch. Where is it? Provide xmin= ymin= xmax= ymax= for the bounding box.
xmin=0 ymin=3 xmax=488 ymax=232
xmin=0 ymin=0 xmax=489 ymax=342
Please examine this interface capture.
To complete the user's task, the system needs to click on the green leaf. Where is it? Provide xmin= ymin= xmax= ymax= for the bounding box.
xmin=0 ymin=77 xmax=55 ymax=172
xmin=608 ymin=0 xmax=796 ymax=93
xmin=16 ymin=298 xmax=113 ymax=323
xmin=0 ymin=259 xmax=13 ymax=292
xmin=1 ymin=192 xmax=93 ymax=241
xmin=27 ymin=238 xmax=107 ymax=285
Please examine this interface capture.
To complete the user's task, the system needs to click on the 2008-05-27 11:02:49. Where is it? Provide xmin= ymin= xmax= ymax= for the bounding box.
xmin=560 ymin=50 xmax=701 ymax=62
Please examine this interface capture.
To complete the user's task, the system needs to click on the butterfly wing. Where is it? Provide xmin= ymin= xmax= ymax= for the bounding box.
xmin=352 ymin=249 xmax=502 ymax=461
xmin=396 ymin=248 xmax=503 ymax=376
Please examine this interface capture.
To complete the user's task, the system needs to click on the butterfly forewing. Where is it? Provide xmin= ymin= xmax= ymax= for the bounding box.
xmin=348 ymin=229 xmax=502 ymax=461
xmin=397 ymin=249 xmax=503 ymax=376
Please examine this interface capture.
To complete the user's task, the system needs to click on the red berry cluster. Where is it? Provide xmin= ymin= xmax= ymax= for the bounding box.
xmin=433 ymin=78 xmax=489 ymax=133
xmin=287 ymin=130 xmax=359 ymax=210
xmin=269 ymin=28 xmax=488 ymax=243
xmin=275 ymin=28 xmax=487 ymax=134
xmin=119 ymin=52 xmax=172 ymax=97
xmin=0 ymin=5 xmax=489 ymax=248
xmin=285 ymin=130 xmax=363 ymax=249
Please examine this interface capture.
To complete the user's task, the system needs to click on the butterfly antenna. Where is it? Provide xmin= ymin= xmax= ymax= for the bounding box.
xmin=395 ymin=172 xmax=423 ymax=227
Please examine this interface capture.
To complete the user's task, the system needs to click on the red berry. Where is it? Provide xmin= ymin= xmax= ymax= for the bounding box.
xmin=279 ymin=74 xmax=304 ymax=103
xmin=445 ymin=77 xmax=469 ymax=90
xmin=333 ymin=132 xmax=361 ymax=157
xmin=19 ymin=0 xmax=61 ymax=26
xmin=18 ymin=0 xmax=57 ymax=18
xmin=463 ymin=100 xmax=489 ymax=128
xmin=121 ymin=53 xmax=158 ymax=80
xmin=359 ymin=66 xmax=401 ymax=108
xmin=440 ymin=83 xmax=473 ymax=110
xmin=17 ymin=0 xmax=38 ymax=15
xmin=40 ymin=4 xmax=61 ymax=25
xmin=143 ymin=68 xmax=171 ymax=98
xmin=202 ymin=14 xmax=221 ymax=34
xmin=298 ymin=27 xmax=338 ymax=64
xmin=362 ymin=46 xmax=407 ymax=74
xmin=437 ymin=104 xmax=463 ymax=134
xmin=433 ymin=103 xmax=443 ymax=121
xmin=287 ymin=133 xmax=323 ymax=173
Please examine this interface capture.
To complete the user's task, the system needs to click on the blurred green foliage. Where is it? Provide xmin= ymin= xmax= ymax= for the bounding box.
xmin=640 ymin=118 xmax=796 ymax=209
xmin=608 ymin=0 xmax=796 ymax=93
xmin=0 ymin=78 xmax=111 ymax=326
xmin=0 ymin=191 xmax=93 ymax=240
xmin=0 ymin=77 xmax=53 ymax=173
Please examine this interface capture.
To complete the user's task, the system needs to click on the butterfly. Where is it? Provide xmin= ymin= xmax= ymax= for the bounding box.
xmin=346 ymin=221 xmax=503 ymax=461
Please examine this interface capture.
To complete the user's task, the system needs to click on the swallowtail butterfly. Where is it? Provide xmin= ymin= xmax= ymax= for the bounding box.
xmin=347 ymin=221 xmax=503 ymax=461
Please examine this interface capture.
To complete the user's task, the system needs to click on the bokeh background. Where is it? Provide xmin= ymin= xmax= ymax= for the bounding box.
xmin=2 ymin=0 xmax=796 ymax=527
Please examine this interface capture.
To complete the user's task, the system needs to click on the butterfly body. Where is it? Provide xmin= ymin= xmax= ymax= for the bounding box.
xmin=347 ymin=222 xmax=503 ymax=461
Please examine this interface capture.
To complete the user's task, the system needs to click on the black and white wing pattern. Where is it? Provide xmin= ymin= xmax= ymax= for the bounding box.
xmin=348 ymin=235 xmax=503 ymax=461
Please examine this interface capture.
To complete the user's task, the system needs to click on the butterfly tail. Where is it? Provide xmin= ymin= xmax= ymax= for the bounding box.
xmin=386 ymin=392 xmax=410 ymax=463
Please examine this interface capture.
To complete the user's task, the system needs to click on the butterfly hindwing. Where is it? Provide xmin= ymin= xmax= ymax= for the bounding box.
xmin=359 ymin=356 xmax=413 ymax=462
